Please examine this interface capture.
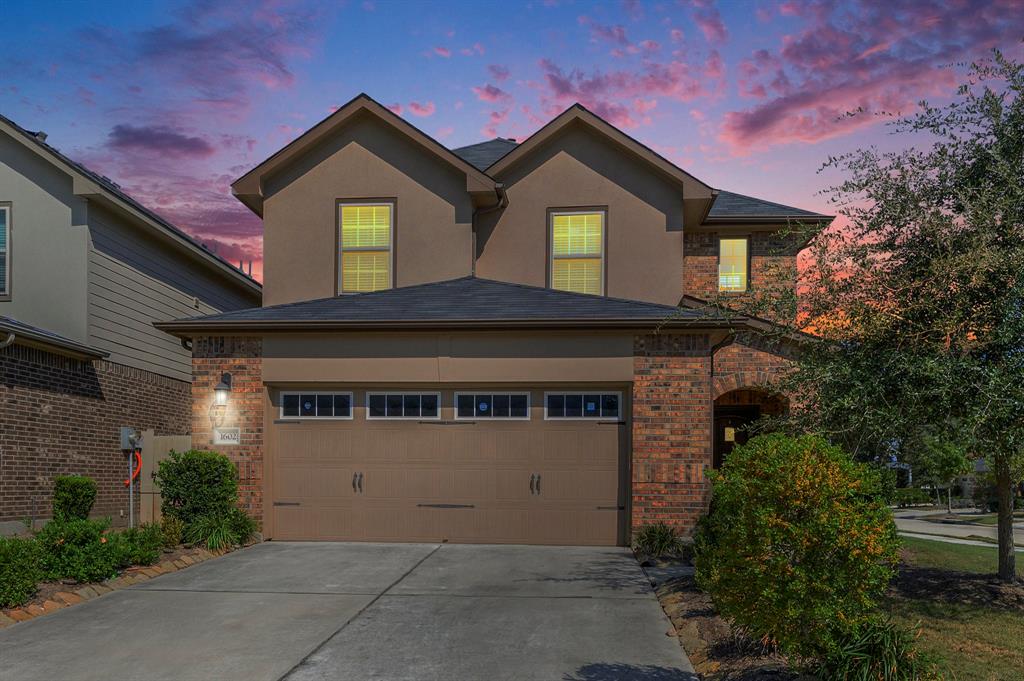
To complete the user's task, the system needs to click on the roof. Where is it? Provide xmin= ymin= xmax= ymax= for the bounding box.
xmin=0 ymin=114 xmax=261 ymax=298
xmin=231 ymin=94 xmax=497 ymax=216
xmin=0 ymin=316 xmax=108 ymax=360
xmin=155 ymin=276 xmax=741 ymax=334
xmin=705 ymin=190 xmax=833 ymax=222
xmin=451 ymin=138 xmax=519 ymax=171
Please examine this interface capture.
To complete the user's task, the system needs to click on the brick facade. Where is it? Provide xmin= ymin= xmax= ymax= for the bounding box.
xmin=630 ymin=331 xmax=792 ymax=537
xmin=682 ymin=230 xmax=800 ymax=303
xmin=190 ymin=336 xmax=264 ymax=523
xmin=0 ymin=344 xmax=190 ymax=526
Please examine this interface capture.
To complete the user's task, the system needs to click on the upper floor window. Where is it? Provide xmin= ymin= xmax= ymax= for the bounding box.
xmin=339 ymin=203 xmax=392 ymax=293
xmin=0 ymin=205 xmax=9 ymax=298
xmin=550 ymin=210 xmax=604 ymax=296
xmin=718 ymin=237 xmax=748 ymax=293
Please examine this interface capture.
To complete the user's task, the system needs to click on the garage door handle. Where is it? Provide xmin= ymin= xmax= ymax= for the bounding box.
xmin=352 ymin=473 xmax=358 ymax=493
xmin=529 ymin=474 xmax=536 ymax=494
xmin=535 ymin=474 xmax=541 ymax=495
xmin=357 ymin=472 xmax=364 ymax=493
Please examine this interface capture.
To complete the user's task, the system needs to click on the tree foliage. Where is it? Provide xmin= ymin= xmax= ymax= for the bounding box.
xmin=722 ymin=51 xmax=1024 ymax=581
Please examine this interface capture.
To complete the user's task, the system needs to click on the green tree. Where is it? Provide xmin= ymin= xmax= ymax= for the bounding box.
xmin=721 ymin=51 xmax=1024 ymax=582
xmin=913 ymin=434 xmax=971 ymax=513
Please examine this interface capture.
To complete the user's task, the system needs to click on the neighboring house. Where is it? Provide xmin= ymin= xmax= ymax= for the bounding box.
xmin=157 ymin=95 xmax=832 ymax=546
xmin=0 ymin=115 xmax=261 ymax=532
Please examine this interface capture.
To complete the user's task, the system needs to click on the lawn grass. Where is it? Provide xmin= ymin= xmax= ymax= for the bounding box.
xmin=901 ymin=536 xmax=1024 ymax=576
xmin=888 ymin=537 xmax=1024 ymax=681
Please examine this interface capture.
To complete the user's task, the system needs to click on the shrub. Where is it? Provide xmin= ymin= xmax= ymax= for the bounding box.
xmin=694 ymin=433 xmax=900 ymax=664
xmin=0 ymin=537 xmax=43 ymax=607
xmin=110 ymin=524 xmax=163 ymax=567
xmin=160 ymin=515 xmax=185 ymax=548
xmin=185 ymin=508 xmax=257 ymax=551
xmin=633 ymin=522 xmax=686 ymax=558
xmin=155 ymin=450 xmax=239 ymax=525
xmin=36 ymin=518 xmax=119 ymax=583
xmin=892 ymin=488 xmax=932 ymax=508
xmin=52 ymin=475 xmax=97 ymax=521
xmin=816 ymin=616 xmax=940 ymax=681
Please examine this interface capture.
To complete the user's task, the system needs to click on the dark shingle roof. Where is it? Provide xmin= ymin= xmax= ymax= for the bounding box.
xmin=157 ymin=277 xmax=730 ymax=332
xmin=0 ymin=114 xmax=260 ymax=294
xmin=451 ymin=138 xmax=519 ymax=171
xmin=707 ymin=190 xmax=831 ymax=221
xmin=0 ymin=316 xmax=108 ymax=358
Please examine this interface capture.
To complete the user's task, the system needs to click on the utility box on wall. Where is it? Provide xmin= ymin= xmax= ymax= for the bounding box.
xmin=119 ymin=427 xmax=141 ymax=450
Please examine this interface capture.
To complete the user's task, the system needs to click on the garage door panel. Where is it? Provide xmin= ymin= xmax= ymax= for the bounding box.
xmin=270 ymin=387 xmax=626 ymax=545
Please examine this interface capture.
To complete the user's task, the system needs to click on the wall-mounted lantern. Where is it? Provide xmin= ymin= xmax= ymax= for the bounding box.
xmin=214 ymin=373 xmax=232 ymax=406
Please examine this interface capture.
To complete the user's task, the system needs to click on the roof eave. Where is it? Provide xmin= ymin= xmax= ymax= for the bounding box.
xmin=0 ymin=324 xmax=109 ymax=360
xmin=701 ymin=215 xmax=835 ymax=225
xmin=155 ymin=316 xmax=748 ymax=337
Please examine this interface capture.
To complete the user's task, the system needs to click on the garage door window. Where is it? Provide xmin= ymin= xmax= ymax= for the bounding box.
xmin=281 ymin=392 xmax=353 ymax=419
xmin=455 ymin=393 xmax=530 ymax=419
xmin=545 ymin=392 xmax=620 ymax=419
xmin=367 ymin=392 xmax=440 ymax=419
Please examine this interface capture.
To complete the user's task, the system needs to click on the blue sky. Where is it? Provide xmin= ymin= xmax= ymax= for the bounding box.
xmin=3 ymin=0 xmax=1022 ymax=279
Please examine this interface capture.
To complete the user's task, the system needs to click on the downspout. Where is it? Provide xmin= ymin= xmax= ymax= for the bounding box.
xmin=0 ymin=332 xmax=15 ymax=350
xmin=471 ymin=183 xmax=507 ymax=276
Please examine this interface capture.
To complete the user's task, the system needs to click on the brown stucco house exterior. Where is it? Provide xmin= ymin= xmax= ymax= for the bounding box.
xmin=157 ymin=95 xmax=831 ymax=546
xmin=0 ymin=115 xmax=261 ymax=533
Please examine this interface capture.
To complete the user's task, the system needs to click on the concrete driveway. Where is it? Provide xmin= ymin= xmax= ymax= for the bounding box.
xmin=0 ymin=543 xmax=694 ymax=681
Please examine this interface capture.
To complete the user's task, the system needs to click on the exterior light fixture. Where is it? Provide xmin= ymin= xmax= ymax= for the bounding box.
xmin=214 ymin=373 xmax=232 ymax=405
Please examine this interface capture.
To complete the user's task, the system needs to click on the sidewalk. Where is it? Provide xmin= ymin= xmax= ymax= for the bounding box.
xmin=893 ymin=509 xmax=1024 ymax=546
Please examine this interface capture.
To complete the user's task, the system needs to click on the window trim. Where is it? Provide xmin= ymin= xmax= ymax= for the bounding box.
xmin=543 ymin=391 xmax=623 ymax=421
xmin=336 ymin=199 xmax=396 ymax=295
xmin=453 ymin=391 xmax=532 ymax=421
xmin=365 ymin=391 xmax=442 ymax=420
xmin=717 ymin=235 xmax=750 ymax=294
xmin=279 ymin=391 xmax=355 ymax=420
xmin=0 ymin=203 xmax=10 ymax=301
xmin=547 ymin=207 xmax=607 ymax=296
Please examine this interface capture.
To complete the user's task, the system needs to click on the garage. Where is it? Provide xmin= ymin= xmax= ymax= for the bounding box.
xmin=268 ymin=387 xmax=628 ymax=545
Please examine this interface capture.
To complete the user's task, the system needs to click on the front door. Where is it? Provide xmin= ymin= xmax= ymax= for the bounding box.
xmin=713 ymin=406 xmax=760 ymax=469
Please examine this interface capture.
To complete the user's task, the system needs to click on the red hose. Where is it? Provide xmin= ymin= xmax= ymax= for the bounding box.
xmin=124 ymin=449 xmax=141 ymax=486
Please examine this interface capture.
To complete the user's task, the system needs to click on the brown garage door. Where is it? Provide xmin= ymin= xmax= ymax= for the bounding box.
xmin=268 ymin=388 xmax=627 ymax=545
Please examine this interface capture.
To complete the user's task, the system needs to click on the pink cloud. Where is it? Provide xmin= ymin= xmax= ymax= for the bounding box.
xmin=460 ymin=42 xmax=485 ymax=56
xmin=639 ymin=39 xmax=660 ymax=52
xmin=435 ymin=126 xmax=454 ymax=139
xmin=472 ymin=84 xmax=511 ymax=103
xmin=433 ymin=46 xmax=451 ymax=58
xmin=578 ymin=16 xmax=630 ymax=46
xmin=408 ymin=101 xmax=436 ymax=117
xmin=669 ymin=28 xmax=683 ymax=43
xmin=488 ymin=64 xmax=510 ymax=81
xmin=691 ymin=2 xmax=728 ymax=42
xmin=718 ymin=0 xmax=1024 ymax=153
xmin=386 ymin=102 xmax=403 ymax=115
xmin=482 ymin=109 xmax=510 ymax=137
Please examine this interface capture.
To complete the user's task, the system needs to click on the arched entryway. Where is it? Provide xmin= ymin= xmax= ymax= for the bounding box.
xmin=713 ymin=388 xmax=788 ymax=469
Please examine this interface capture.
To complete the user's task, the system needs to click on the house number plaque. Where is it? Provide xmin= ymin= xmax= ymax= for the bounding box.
xmin=213 ymin=427 xmax=241 ymax=445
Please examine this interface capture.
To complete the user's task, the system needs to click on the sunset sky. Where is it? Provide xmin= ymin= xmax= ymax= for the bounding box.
xmin=3 ymin=0 xmax=1022 ymax=282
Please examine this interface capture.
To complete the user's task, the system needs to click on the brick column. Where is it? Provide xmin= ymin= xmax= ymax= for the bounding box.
xmin=191 ymin=336 xmax=264 ymax=524
xmin=632 ymin=333 xmax=712 ymax=537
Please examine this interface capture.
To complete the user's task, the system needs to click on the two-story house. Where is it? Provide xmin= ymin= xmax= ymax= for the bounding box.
xmin=158 ymin=95 xmax=831 ymax=546
xmin=0 ymin=115 xmax=261 ymax=532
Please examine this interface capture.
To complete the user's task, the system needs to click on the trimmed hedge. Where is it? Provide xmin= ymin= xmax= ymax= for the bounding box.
xmin=0 ymin=537 xmax=43 ymax=607
xmin=155 ymin=450 xmax=239 ymax=525
xmin=52 ymin=475 xmax=97 ymax=521
xmin=695 ymin=433 xmax=901 ymax=666
xmin=36 ymin=518 xmax=120 ymax=583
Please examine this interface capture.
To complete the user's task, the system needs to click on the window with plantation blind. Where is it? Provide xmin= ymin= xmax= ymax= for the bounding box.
xmin=550 ymin=210 xmax=604 ymax=296
xmin=718 ymin=237 xmax=748 ymax=292
xmin=339 ymin=203 xmax=392 ymax=293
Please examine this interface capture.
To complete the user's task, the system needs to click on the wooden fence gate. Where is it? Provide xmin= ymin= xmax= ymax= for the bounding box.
xmin=139 ymin=430 xmax=192 ymax=525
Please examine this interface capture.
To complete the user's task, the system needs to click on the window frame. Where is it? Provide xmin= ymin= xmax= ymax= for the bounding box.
xmin=0 ymin=203 xmax=11 ymax=301
xmin=543 ymin=391 xmax=623 ymax=421
xmin=365 ymin=391 xmax=442 ymax=421
xmin=453 ymin=391 xmax=532 ymax=421
xmin=336 ymin=199 xmax=396 ymax=295
xmin=547 ymin=207 xmax=607 ymax=296
xmin=279 ymin=391 xmax=354 ymax=420
xmin=717 ymin=235 xmax=750 ymax=294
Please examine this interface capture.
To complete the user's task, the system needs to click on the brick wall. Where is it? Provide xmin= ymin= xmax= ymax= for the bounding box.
xmin=631 ymin=333 xmax=713 ymax=536
xmin=631 ymin=332 xmax=794 ymax=538
xmin=191 ymin=336 xmax=264 ymax=524
xmin=683 ymin=230 xmax=799 ymax=303
xmin=0 ymin=344 xmax=190 ymax=525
